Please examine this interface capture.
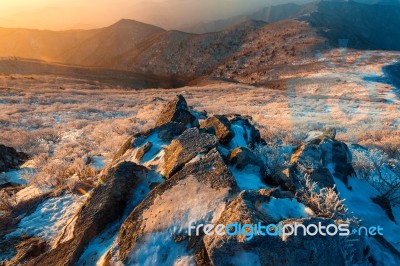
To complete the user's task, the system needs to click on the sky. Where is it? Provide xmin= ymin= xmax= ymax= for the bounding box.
xmin=0 ymin=0 xmax=312 ymax=30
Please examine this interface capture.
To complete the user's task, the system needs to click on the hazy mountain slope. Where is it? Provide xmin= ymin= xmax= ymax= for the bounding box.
xmin=63 ymin=19 xmax=165 ymax=67
xmin=123 ymin=20 xmax=267 ymax=77
xmin=0 ymin=19 xmax=165 ymax=67
xmin=305 ymin=1 xmax=400 ymax=50
xmin=209 ymin=19 xmax=325 ymax=85
xmin=182 ymin=3 xmax=307 ymax=34
xmin=0 ymin=28 xmax=99 ymax=62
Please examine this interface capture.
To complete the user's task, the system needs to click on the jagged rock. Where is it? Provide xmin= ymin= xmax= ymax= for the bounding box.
xmin=162 ymin=128 xmax=218 ymax=178
xmin=105 ymin=148 xmax=238 ymax=265
xmin=320 ymin=138 xmax=355 ymax=186
xmin=27 ymin=162 xmax=149 ymax=266
xmin=6 ymin=237 xmax=47 ymax=266
xmin=0 ymin=145 xmax=29 ymax=172
xmin=288 ymin=136 xmax=354 ymax=190
xmin=112 ymin=122 xmax=186 ymax=164
xmin=290 ymin=140 xmax=322 ymax=169
xmin=134 ymin=142 xmax=152 ymax=161
xmin=155 ymin=95 xmax=197 ymax=127
xmin=200 ymin=115 xmax=234 ymax=144
xmin=204 ymin=190 xmax=368 ymax=266
xmin=229 ymin=147 xmax=264 ymax=170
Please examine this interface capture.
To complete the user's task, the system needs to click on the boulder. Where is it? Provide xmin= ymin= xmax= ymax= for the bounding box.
xmin=155 ymin=95 xmax=197 ymax=127
xmin=200 ymin=115 xmax=234 ymax=144
xmin=288 ymin=136 xmax=355 ymax=189
xmin=27 ymin=162 xmax=149 ymax=266
xmin=0 ymin=145 xmax=29 ymax=172
xmin=104 ymin=148 xmax=238 ymax=265
xmin=204 ymin=190 xmax=368 ymax=266
xmin=162 ymin=128 xmax=218 ymax=178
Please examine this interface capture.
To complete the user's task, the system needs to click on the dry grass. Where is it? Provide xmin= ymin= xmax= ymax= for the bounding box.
xmin=0 ymin=61 xmax=399 ymax=189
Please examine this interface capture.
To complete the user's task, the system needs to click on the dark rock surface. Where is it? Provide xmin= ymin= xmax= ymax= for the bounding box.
xmin=0 ymin=145 xmax=29 ymax=173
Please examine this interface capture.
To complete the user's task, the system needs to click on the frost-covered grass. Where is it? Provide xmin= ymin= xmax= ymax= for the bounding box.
xmin=0 ymin=55 xmax=399 ymax=209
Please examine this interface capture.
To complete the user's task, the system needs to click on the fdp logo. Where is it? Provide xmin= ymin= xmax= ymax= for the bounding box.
xmin=287 ymin=39 xmax=383 ymax=141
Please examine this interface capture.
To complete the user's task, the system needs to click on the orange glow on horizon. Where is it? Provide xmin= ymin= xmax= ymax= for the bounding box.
xmin=0 ymin=0 xmax=287 ymax=30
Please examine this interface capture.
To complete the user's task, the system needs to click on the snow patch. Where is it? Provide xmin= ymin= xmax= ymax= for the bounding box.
xmin=126 ymin=229 xmax=196 ymax=266
xmin=231 ymin=251 xmax=261 ymax=266
xmin=91 ymin=156 xmax=106 ymax=170
xmin=334 ymin=177 xmax=400 ymax=252
xmin=140 ymin=133 xmax=167 ymax=163
xmin=230 ymin=124 xmax=247 ymax=148
xmin=0 ymin=168 xmax=32 ymax=185
xmin=7 ymin=193 xmax=85 ymax=245
xmin=77 ymin=222 xmax=120 ymax=266
xmin=142 ymin=175 xmax=229 ymax=233
xmin=258 ymin=197 xmax=312 ymax=221
xmin=229 ymin=165 xmax=268 ymax=191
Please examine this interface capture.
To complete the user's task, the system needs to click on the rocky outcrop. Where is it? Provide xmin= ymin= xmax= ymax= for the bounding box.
xmin=0 ymin=145 xmax=29 ymax=172
xmin=155 ymin=95 xmax=197 ymax=127
xmin=287 ymin=133 xmax=355 ymax=191
xmin=162 ymin=128 xmax=218 ymax=178
xmin=7 ymin=95 xmax=398 ymax=266
xmin=204 ymin=189 xmax=368 ymax=266
xmin=105 ymin=148 xmax=238 ymax=264
xmin=200 ymin=115 xmax=234 ymax=144
xmin=27 ymin=162 xmax=149 ymax=266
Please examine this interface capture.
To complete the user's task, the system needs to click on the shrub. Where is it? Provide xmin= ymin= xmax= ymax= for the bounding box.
xmin=296 ymin=174 xmax=348 ymax=219
xmin=352 ymin=148 xmax=400 ymax=207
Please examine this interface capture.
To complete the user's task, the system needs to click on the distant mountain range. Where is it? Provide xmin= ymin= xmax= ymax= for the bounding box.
xmin=0 ymin=0 xmax=399 ymax=84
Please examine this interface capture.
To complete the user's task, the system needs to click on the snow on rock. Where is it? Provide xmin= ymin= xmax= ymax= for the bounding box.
xmin=257 ymin=197 xmax=313 ymax=221
xmin=77 ymin=222 xmax=121 ymax=266
xmin=140 ymin=133 xmax=167 ymax=163
xmin=141 ymin=175 xmax=229 ymax=233
xmin=126 ymin=229 xmax=196 ymax=266
xmin=7 ymin=193 xmax=85 ymax=246
xmin=230 ymin=124 xmax=248 ymax=148
xmin=229 ymin=165 xmax=268 ymax=191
